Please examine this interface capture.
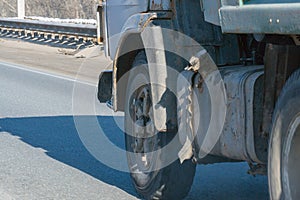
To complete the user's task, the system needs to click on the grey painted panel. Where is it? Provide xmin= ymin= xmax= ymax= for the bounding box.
xmin=220 ymin=3 xmax=300 ymax=34
xmin=221 ymin=0 xmax=240 ymax=5
xmin=201 ymin=0 xmax=240 ymax=26
xmin=202 ymin=0 xmax=222 ymax=25
xmin=149 ymin=0 xmax=171 ymax=10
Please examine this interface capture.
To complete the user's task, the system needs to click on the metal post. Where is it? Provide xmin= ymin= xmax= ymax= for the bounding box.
xmin=96 ymin=6 xmax=102 ymax=44
xmin=17 ymin=0 xmax=25 ymax=19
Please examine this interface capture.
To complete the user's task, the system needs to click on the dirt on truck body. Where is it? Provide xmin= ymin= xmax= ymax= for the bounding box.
xmin=97 ymin=0 xmax=300 ymax=199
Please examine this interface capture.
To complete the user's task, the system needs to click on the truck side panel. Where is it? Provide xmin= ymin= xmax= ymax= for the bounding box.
xmin=106 ymin=0 xmax=148 ymax=59
xmin=220 ymin=3 xmax=300 ymax=34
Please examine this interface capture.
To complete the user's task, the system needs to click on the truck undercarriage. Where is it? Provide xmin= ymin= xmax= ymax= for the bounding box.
xmin=97 ymin=0 xmax=300 ymax=199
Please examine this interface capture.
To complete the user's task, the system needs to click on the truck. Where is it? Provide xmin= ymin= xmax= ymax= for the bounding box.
xmin=97 ymin=0 xmax=300 ymax=199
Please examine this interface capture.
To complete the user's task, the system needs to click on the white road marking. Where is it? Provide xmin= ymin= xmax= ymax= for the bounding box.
xmin=0 ymin=61 xmax=97 ymax=87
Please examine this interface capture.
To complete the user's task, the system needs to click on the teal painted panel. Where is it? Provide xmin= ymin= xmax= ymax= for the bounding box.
xmin=220 ymin=3 xmax=300 ymax=34
xmin=244 ymin=0 xmax=300 ymax=4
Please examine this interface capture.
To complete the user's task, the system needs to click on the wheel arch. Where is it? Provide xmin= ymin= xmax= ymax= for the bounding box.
xmin=112 ymin=20 xmax=174 ymax=112
xmin=113 ymin=32 xmax=145 ymax=111
xmin=110 ymin=12 xmax=166 ymax=112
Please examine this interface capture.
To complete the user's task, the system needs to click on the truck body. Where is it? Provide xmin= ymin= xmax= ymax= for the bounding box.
xmin=97 ymin=0 xmax=300 ymax=199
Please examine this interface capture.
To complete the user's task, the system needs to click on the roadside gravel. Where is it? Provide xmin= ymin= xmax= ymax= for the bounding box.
xmin=0 ymin=39 xmax=112 ymax=85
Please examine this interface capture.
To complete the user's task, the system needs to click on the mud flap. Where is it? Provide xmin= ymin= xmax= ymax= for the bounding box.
xmin=177 ymin=70 xmax=196 ymax=163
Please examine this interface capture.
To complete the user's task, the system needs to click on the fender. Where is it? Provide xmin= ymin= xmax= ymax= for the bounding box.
xmin=111 ymin=11 xmax=172 ymax=112
xmin=110 ymin=12 xmax=159 ymax=60
xmin=104 ymin=0 xmax=149 ymax=58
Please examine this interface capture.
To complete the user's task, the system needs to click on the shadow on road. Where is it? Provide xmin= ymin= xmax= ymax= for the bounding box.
xmin=0 ymin=115 xmax=137 ymax=197
xmin=0 ymin=115 xmax=269 ymax=199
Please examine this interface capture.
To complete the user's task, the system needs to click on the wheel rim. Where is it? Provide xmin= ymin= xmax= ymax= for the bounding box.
xmin=127 ymin=84 xmax=158 ymax=187
xmin=283 ymin=114 xmax=300 ymax=199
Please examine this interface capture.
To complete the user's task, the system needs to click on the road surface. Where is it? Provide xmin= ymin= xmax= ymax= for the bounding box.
xmin=0 ymin=61 xmax=269 ymax=200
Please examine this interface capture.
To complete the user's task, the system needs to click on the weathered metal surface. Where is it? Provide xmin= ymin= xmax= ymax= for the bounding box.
xmin=105 ymin=0 xmax=149 ymax=59
xmin=175 ymin=0 xmax=223 ymax=46
xmin=200 ymin=0 xmax=240 ymax=26
xmin=111 ymin=13 xmax=161 ymax=112
xmin=109 ymin=0 xmax=239 ymax=112
xmin=141 ymin=27 xmax=175 ymax=132
xmin=262 ymin=44 xmax=300 ymax=138
xmin=103 ymin=0 xmax=238 ymax=113
xmin=192 ymin=65 xmax=264 ymax=163
xmin=149 ymin=0 xmax=171 ymax=10
xmin=120 ymin=13 xmax=159 ymax=33
xmin=245 ymin=0 xmax=300 ymax=4
xmin=245 ymin=70 xmax=265 ymax=163
xmin=201 ymin=0 xmax=222 ymax=26
xmin=177 ymin=70 xmax=196 ymax=163
xmin=221 ymin=0 xmax=240 ymax=5
xmin=177 ymin=48 xmax=228 ymax=163
xmin=252 ymin=75 xmax=268 ymax=163
xmin=174 ymin=0 xmax=240 ymax=66
xmin=219 ymin=3 xmax=300 ymax=34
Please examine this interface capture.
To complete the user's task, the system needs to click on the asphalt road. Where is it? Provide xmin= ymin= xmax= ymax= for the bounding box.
xmin=0 ymin=61 xmax=269 ymax=200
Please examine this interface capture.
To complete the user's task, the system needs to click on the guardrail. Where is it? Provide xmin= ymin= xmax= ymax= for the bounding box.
xmin=0 ymin=18 xmax=98 ymax=42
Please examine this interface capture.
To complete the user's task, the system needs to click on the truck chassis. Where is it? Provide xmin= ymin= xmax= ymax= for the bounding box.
xmin=97 ymin=0 xmax=300 ymax=199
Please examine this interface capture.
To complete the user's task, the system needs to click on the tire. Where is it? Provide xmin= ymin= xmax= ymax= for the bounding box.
xmin=268 ymin=68 xmax=300 ymax=200
xmin=124 ymin=51 xmax=196 ymax=200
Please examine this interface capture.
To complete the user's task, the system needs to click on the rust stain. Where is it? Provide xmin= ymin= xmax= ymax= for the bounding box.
xmin=170 ymin=0 xmax=176 ymax=15
xmin=151 ymin=0 xmax=163 ymax=10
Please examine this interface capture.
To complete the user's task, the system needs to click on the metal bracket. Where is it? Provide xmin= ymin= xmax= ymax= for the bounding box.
xmin=262 ymin=44 xmax=300 ymax=137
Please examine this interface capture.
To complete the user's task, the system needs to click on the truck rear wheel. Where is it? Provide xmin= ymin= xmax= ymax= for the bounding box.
xmin=124 ymin=51 xmax=196 ymax=200
xmin=268 ymin=69 xmax=300 ymax=200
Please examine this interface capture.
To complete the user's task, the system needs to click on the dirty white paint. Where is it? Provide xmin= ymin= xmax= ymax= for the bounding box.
xmin=17 ymin=0 xmax=25 ymax=19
